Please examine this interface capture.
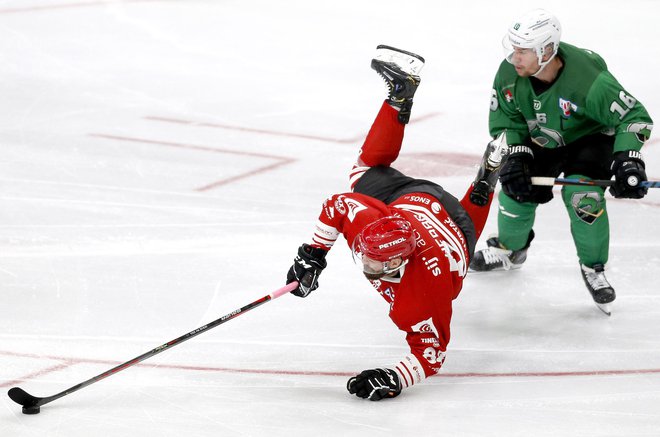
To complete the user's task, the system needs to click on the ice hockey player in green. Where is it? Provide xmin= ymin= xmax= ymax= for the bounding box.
xmin=469 ymin=9 xmax=653 ymax=315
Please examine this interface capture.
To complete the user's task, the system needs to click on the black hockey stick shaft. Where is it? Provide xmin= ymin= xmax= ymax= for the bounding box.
xmin=531 ymin=176 xmax=660 ymax=188
xmin=8 ymin=282 xmax=298 ymax=411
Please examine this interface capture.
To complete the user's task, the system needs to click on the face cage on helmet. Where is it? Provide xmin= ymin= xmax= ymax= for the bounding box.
xmin=351 ymin=238 xmax=409 ymax=279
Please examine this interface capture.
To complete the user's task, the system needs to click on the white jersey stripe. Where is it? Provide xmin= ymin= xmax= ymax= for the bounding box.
xmin=394 ymin=354 xmax=426 ymax=389
xmin=395 ymin=364 xmax=412 ymax=388
xmin=315 ymin=221 xmax=339 ymax=236
xmin=349 ymin=165 xmax=371 ymax=191
xmin=313 ymin=233 xmax=336 ymax=244
xmin=312 ymin=235 xmax=336 ymax=249
xmin=312 ymin=220 xmax=339 ymax=250
xmin=394 ymin=203 xmax=466 ymax=257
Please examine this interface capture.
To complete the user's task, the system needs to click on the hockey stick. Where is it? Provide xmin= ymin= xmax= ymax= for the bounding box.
xmin=531 ymin=176 xmax=660 ymax=188
xmin=8 ymin=282 xmax=298 ymax=415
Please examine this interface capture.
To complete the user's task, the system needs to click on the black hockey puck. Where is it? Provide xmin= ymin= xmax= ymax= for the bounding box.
xmin=22 ymin=406 xmax=40 ymax=415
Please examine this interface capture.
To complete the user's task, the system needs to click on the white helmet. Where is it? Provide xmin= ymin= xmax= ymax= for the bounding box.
xmin=503 ymin=9 xmax=561 ymax=75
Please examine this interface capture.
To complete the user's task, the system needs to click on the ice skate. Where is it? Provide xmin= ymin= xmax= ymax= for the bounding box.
xmin=470 ymin=132 xmax=509 ymax=206
xmin=469 ymin=231 xmax=534 ymax=272
xmin=371 ymin=45 xmax=425 ymax=123
xmin=580 ymin=263 xmax=615 ymax=316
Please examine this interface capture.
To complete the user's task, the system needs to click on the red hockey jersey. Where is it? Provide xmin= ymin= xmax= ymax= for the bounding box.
xmin=310 ymin=189 xmax=472 ymax=388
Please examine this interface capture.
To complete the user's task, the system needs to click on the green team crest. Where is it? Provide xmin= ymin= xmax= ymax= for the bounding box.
xmin=571 ymin=191 xmax=604 ymax=224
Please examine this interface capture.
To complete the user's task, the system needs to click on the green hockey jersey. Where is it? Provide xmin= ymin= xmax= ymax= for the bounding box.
xmin=489 ymin=42 xmax=653 ymax=152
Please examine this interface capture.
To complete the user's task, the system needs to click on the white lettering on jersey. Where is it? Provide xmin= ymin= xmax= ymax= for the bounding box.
xmin=413 ymin=229 xmax=427 ymax=247
xmin=394 ymin=203 xmax=468 ymax=277
xmin=423 ymin=348 xmax=446 ymax=366
xmin=422 ymin=256 xmax=442 ymax=276
xmin=404 ymin=195 xmax=430 ymax=204
xmin=438 ymin=241 xmax=462 ymax=273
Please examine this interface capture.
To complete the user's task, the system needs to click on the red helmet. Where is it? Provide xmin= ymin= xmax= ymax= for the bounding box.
xmin=354 ymin=216 xmax=416 ymax=262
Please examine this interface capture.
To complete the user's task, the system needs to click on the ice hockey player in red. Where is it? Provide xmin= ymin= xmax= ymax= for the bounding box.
xmin=286 ymin=45 xmax=507 ymax=401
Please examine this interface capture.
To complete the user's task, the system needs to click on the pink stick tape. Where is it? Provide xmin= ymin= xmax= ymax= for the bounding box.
xmin=270 ymin=282 xmax=299 ymax=300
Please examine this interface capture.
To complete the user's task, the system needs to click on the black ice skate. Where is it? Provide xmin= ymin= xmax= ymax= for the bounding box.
xmin=470 ymin=132 xmax=509 ymax=206
xmin=371 ymin=45 xmax=425 ymax=124
xmin=469 ymin=231 xmax=534 ymax=272
xmin=580 ymin=263 xmax=616 ymax=316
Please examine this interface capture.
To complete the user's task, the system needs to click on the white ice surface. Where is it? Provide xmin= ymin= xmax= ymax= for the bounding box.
xmin=1 ymin=1 xmax=660 ymax=436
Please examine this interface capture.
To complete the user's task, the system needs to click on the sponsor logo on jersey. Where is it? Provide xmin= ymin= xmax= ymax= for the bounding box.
xmin=401 ymin=355 xmax=424 ymax=384
xmin=443 ymin=217 xmax=465 ymax=249
xmin=404 ymin=194 xmax=430 ymax=204
xmin=422 ymin=256 xmax=441 ymax=277
xmin=533 ymin=99 xmax=542 ymax=110
xmin=334 ymin=197 xmax=346 ymax=215
xmin=559 ymin=97 xmax=578 ymax=118
xmin=411 ymin=317 xmax=439 ymax=338
xmin=509 ymin=145 xmax=534 ymax=156
xmin=504 ymin=89 xmax=514 ymax=103
xmin=395 ymin=204 xmax=468 ymax=277
xmin=413 ymin=229 xmax=427 ymax=248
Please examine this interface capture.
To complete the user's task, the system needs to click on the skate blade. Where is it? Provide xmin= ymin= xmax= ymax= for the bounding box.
xmin=595 ymin=302 xmax=612 ymax=316
xmin=486 ymin=132 xmax=509 ymax=168
xmin=373 ymin=47 xmax=425 ymax=76
xmin=468 ymin=261 xmax=523 ymax=273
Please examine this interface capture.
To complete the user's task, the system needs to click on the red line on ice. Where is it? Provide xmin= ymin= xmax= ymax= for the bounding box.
xmin=0 ymin=362 xmax=73 ymax=388
xmin=88 ymin=133 xmax=295 ymax=191
xmin=2 ymin=350 xmax=660 ymax=382
xmin=89 ymin=133 xmax=290 ymax=160
xmin=144 ymin=116 xmax=364 ymax=145
xmin=193 ymin=158 xmax=295 ymax=191
xmin=144 ymin=112 xmax=441 ymax=145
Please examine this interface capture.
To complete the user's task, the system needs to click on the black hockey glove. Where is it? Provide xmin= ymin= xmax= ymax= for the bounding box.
xmin=286 ymin=244 xmax=328 ymax=298
xmin=347 ymin=368 xmax=401 ymax=401
xmin=499 ymin=145 xmax=534 ymax=203
xmin=609 ymin=150 xmax=648 ymax=199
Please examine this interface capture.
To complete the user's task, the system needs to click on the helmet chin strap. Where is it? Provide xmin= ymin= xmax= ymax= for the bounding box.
xmin=531 ymin=49 xmax=557 ymax=77
xmin=384 ymin=258 xmax=408 ymax=276
xmin=363 ymin=259 xmax=408 ymax=280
